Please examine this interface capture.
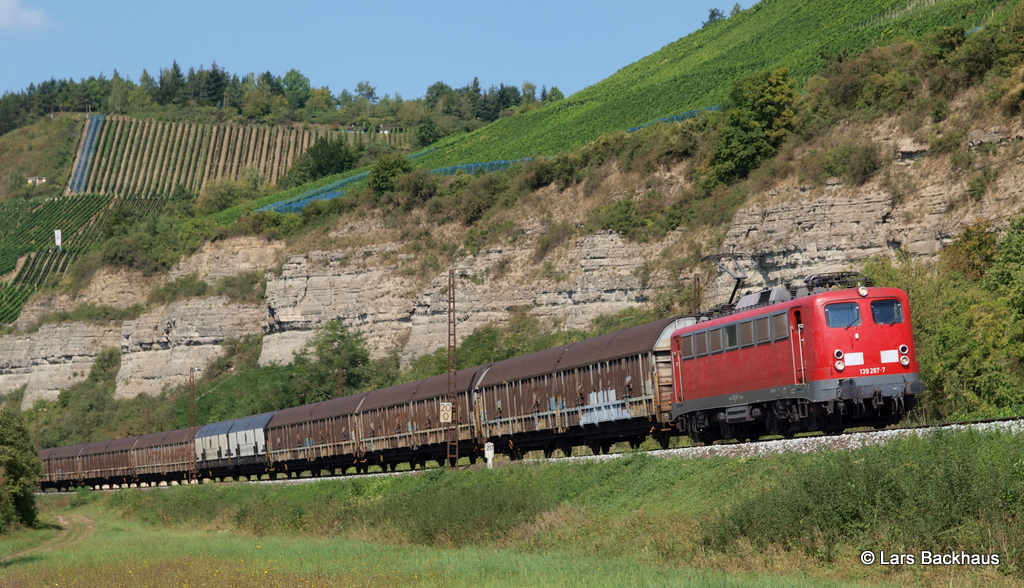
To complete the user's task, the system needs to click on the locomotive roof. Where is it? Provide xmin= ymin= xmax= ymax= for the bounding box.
xmin=674 ymin=286 xmax=909 ymax=334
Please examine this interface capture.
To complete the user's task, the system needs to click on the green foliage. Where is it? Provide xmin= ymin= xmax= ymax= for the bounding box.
xmin=822 ymin=137 xmax=884 ymax=184
xmin=706 ymin=68 xmax=796 ymax=187
xmin=367 ymin=153 xmax=413 ymax=195
xmin=704 ymin=430 xmax=1024 ymax=568
xmin=212 ymin=270 xmax=266 ymax=304
xmin=34 ymin=303 xmax=145 ymax=328
xmin=409 ymin=0 xmax=1006 ymax=172
xmin=0 ymin=407 xmax=43 ymax=532
xmin=147 ymin=273 xmax=209 ymax=305
xmin=864 ymin=220 xmax=1024 ymax=419
xmin=939 ymin=224 xmax=997 ymax=281
xmin=291 ymin=321 xmax=375 ymax=402
xmin=196 ymin=178 xmax=257 ymax=215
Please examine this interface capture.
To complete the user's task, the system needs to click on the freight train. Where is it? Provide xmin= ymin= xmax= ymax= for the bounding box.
xmin=38 ymin=274 xmax=924 ymax=491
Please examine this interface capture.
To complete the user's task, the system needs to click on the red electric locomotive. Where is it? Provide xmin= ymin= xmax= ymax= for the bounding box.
xmin=670 ymin=274 xmax=924 ymax=443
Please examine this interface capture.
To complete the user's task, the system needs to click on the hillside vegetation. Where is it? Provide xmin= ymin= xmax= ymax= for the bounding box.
xmin=409 ymin=0 xmax=1008 ymax=169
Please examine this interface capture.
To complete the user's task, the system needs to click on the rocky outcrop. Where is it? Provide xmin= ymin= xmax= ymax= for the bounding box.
xmin=168 ymin=235 xmax=286 ymax=283
xmin=707 ymin=155 xmax=1024 ymax=299
xmin=0 ymin=322 xmax=120 ymax=408
xmin=15 ymin=268 xmax=160 ymax=331
xmin=116 ymin=296 xmax=263 ymax=399
xmin=259 ymin=230 xmax=677 ymax=367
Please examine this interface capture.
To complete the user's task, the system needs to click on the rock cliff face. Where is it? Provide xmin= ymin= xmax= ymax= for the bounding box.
xmin=7 ymin=125 xmax=1024 ymax=410
xmin=0 ymin=322 xmax=120 ymax=408
xmin=259 ymin=230 xmax=676 ymax=367
xmin=705 ymin=130 xmax=1024 ymax=300
xmin=116 ymin=296 xmax=263 ymax=398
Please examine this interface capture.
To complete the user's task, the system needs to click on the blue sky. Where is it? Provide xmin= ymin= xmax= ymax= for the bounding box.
xmin=1 ymin=0 xmax=750 ymax=101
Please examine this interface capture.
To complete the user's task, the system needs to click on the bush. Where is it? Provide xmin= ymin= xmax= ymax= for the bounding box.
xmin=148 ymin=273 xmax=209 ymax=305
xmin=822 ymin=138 xmax=884 ymax=184
xmin=368 ymin=153 xmax=413 ymax=195
xmin=0 ymin=408 xmax=43 ymax=532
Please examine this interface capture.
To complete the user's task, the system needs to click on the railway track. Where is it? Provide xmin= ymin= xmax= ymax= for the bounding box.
xmin=40 ymin=416 xmax=1024 ymax=495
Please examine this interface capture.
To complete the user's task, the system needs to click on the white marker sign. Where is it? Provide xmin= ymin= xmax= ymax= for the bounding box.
xmin=54 ymin=229 xmax=62 ymax=249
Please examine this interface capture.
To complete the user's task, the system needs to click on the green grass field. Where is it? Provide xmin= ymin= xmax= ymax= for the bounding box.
xmin=5 ymin=429 xmax=1022 ymax=587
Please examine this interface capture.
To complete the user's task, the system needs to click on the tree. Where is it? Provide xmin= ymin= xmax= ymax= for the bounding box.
xmin=355 ymin=81 xmax=378 ymax=104
xmin=304 ymin=136 xmax=357 ymax=179
xmin=730 ymin=3 xmax=743 ymax=16
xmin=0 ymin=408 xmax=43 ymax=532
xmin=544 ymin=86 xmax=564 ymax=103
xmin=368 ymin=152 xmax=413 ymax=194
xmin=707 ymin=67 xmax=795 ymax=185
xmin=703 ymin=7 xmax=725 ymax=27
xmin=292 ymin=321 xmax=371 ymax=401
xmin=521 ymin=81 xmax=538 ymax=105
xmin=157 ymin=60 xmax=185 ymax=105
xmin=282 ymin=68 xmax=311 ymax=110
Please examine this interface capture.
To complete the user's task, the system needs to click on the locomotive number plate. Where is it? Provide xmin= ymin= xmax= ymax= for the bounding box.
xmin=859 ymin=367 xmax=886 ymax=375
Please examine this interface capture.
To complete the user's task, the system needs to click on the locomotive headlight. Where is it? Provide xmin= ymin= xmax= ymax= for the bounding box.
xmin=835 ymin=360 xmax=846 ymax=371
xmin=899 ymin=344 xmax=909 ymax=355
xmin=834 ymin=349 xmax=844 ymax=360
xmin=858 ymin=286 xmax=869 ymax=297
xmin=900 ymin=355 xmax=910 ymax=367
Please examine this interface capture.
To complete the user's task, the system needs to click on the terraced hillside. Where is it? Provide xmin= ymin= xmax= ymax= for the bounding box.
xmin=68 ymin=116 xmax=410 ymax=196
xmin=412 ymin=0 xmax=1008 ymax=170
xmin=0 ymin=193 xmax=169 ymax=323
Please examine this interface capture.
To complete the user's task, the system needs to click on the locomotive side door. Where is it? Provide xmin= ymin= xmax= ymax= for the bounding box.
xmin=789 ymin=307 xmax=807 ymax=385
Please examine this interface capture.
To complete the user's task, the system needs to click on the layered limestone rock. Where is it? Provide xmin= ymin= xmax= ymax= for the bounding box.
xmin=115 ymin=296 xmax=263 ymax=398
xmin=15 ymin=268 xmax=160 ymax=331
xmin=168 ymin=235 xmax=286 ymax=283
xmin=0 ymin=322 xmax=121 ymax=408
xmin=706 ymin=154 xmax=1024 ymax=299
xmin=259 ymin=230 xmax=677 ymax=367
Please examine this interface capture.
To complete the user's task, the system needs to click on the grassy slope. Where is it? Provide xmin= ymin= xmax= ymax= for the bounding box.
xmin=14 ymin=429 xmax=1022 ymax=586
xmin=0 ymin=114 xmax=81 ymax=201
xmin=410 ymin=0 xmax=1007 ymax=169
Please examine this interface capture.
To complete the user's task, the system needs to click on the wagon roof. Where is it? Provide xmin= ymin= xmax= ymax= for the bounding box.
xmin=135 ymin=427 xmax=195 ymax=449
xmin=49 ymin=443 xmax=86 ymax=459
xmin=310 ymin=391 xmax=372 ymax=419
xmin=196 ymin=419 xmax=234 ymax=439
xmin=106 ymin=436 xmax=141 ymax=452
xmin=477 ymin=317 xmax=685 ymax=386
xmin=476 ymin=344 xmax=571 ymax=388
xmin=230 ymin=412 xmax=276 ymax=432
xmin=414 ymin=365 xmax=491 ymax=400
xmin=267 ymin=400 xmax=332 ymax=429
xmin=358 ymin=381 xmax=419 ymax=412
xmin=80 ymin=439 xmax=115 ymax=456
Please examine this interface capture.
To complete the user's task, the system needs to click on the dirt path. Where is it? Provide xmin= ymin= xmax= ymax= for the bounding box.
xmin=0 ymin=514 xmax=94 ymax=566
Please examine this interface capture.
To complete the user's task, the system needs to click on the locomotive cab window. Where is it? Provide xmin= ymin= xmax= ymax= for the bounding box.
xmin=871 ymin=299 xmax=904 ymax=325
xmin=825 ymin=302 xmax=861 ymax=328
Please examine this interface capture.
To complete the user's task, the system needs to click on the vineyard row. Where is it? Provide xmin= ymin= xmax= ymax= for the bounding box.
xmin=70 ymin=116 xmax=411 ymax=196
